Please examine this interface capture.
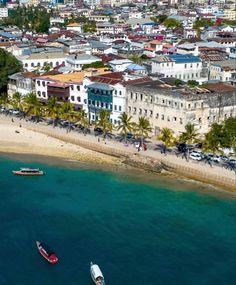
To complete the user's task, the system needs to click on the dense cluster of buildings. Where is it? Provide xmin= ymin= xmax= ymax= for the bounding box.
xmin=1 ymin=0 xmax=236 ymax=136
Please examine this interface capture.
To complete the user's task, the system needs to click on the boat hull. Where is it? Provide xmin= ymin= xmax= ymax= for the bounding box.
xmin=36 ymin=241 xmax=58 ymax=264
xmin=13 ymin=171 xmax=44 ymax=176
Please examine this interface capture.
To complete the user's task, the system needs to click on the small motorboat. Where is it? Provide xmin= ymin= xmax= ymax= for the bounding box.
xmin=12 ymin=168 xmax=44 ymax=176
xmin=36 ymin=241 xmax=58 ymax=264
xmin=90 ymin=262 xmax=105 ymax=285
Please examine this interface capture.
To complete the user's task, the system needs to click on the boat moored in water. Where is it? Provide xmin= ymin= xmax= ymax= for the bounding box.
xmin=12 ymin=168 xmax=44 ymax=176
xmin=36 ymin=241 xmax=58 ymax=264
xmin=90 ymin=262 xmax=105 ymax=285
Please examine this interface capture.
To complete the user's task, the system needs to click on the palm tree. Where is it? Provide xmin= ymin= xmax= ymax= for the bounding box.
xmin=117 ymin=112 xmax=134 ymax=143
xmin=134 ymin=116 xmax=152 ymax=147
xmin=10 ymin=92 xmax=24 ymax=113
xmin=158 ymin=127 xmax=175 ymax=154
xmin=60 ymin=102 xmax=76 ymax=132
xmin=179 ymin=123 xmax=199 ymax=144
xmin=95 ymin=110 xmax=112 ymax=139
xmin=0 ymin=93 xmax=9 ymax=109
xmin=23 ymin=92 xmax=42 ymax=122
xmin=75 ymin=109 xmax=90 ymax=135
xmin=45 ymin=96 xmax=61 ymax=127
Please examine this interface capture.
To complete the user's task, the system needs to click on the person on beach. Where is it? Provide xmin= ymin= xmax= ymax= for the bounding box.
xmin=11 ymin=118 xmax=14 ymax=123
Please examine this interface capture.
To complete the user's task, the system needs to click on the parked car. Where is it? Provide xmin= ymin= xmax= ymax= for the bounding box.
xmin=189 ymin=151 xmax=202 ymax=161
xmin=219 ymin=155 xmax=229 ymax=163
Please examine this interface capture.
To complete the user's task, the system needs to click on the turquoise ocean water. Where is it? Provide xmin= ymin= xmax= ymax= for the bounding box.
xmin=0 ymin=155 xmax=235 ymax=285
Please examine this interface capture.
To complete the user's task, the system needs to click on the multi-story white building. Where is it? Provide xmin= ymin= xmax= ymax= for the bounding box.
xmin=108 ymin=59 xmax=133 ymax=72
xmin=151 ymin=54 xmax=204 ymax=82
xmin=209 ymin=60 xmax=236 ymax=82
xmin=18 ymin=52 xmax=67 ymax=72
xmin=127 ymin=80 xmax=236 ymax=135
xmin=8 ymin=72 xmax=35 ymax=98
xmin=0 ymin=8 xmax=8 ymax=18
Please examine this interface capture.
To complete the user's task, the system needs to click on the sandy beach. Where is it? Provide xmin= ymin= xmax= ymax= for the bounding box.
xmin=0 ymin=114 xmax=235 ymax=193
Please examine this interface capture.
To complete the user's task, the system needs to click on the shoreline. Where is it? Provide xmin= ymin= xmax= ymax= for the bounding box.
xmin=0 ymin=114 xmax=235 ymax=194
xmin=1 ymin=151 xmax=235 ymax=199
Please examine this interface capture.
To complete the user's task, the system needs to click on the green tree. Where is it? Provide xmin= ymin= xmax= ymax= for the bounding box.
xmin=0 ymin=93 xmax=9 ymax=109
xmin=222 ymin=117 xmax=236 ymax=148
xmin=23 ymin=92 xmax=42 ymax=121
xmin=203 ymin=123 xmax=224 ymax=154
xmin=75 ymin=109 xmax=90 ymax=135
xmin=83 ymin=22 xmax=96 ymax=33
xmin=134 ymin=116 xmax=152 ymax=146
xmin=187 ymin=80 xmax=199 ymax=87
xmin=163 ymin=18 xmax=182 ymax=29
xmin=117 ymin=112 xmax=134 ymax=143
xmin=0 ymin=49 xmax=22 ymax=93
xmin=82 ymin=61 xmax=108 ymax=70
xmin=95 ymin=110 xmax=113 ymax=139
xmin=45 ymin=96 xmax=62 ymax=127
xmin=10 ymin=92 xmax=24 ymax=112
xmin=158 ymin=127 xmax=175 ymax=153
xmin=179 ymin=123 xmax=199 ymax=144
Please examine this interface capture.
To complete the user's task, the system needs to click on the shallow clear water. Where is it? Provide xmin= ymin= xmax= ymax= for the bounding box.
xmin=0 ymin=156 xmax=235 ymax=285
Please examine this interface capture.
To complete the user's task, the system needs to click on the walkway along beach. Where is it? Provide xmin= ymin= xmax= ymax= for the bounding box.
xmin=0 ymin=114 xmax=235 ymax=193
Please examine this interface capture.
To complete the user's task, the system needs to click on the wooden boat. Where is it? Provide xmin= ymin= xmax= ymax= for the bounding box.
xmin=12 ymin=168 xmax=44 ymax=176
xmin=90 ymin=262 xmax=105 ymax=285
xmin=36 ymin=241 xmax=58 ymax=264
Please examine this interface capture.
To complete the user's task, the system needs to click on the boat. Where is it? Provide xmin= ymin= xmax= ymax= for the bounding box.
xmin=12 ymin=168 xmax=44 ymax=176
xmin=90 ymin=262 xmax=105 ymax=285
xmin=36 ymin=241 xmax=58 ymax=264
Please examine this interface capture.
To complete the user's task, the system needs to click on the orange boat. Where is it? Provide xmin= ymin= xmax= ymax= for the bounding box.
xmin=12 ymin=168 xmax=44 ymax=176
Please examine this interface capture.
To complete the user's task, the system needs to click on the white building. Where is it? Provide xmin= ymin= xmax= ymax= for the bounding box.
xmin=18 ymin=52 xmax=67 ymax=72
xmin=8 ymin=72 xmax=35 ymax=98
xmin=108 ymin=59 xmax=133 ymax=72
xmin=66 ymin=54 xmax=102 ymax=71
xmin=0 ymin=8 xmax=8 ymax=18
xmin=66 ymin=23 xmax=83 ymax=33
xmin=151 ymin=54 xmax=204 ymax=82
xmin=209 ymin=60 xmax=236 ymax=82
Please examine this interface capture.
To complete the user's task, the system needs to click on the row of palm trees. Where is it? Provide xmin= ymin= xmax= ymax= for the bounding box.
xmin=0 ymin=92 xmax=202 ymax=149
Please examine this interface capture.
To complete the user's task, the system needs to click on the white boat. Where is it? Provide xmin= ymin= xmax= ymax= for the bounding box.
xmin=90 ymin=262 xmax=105 ymax=285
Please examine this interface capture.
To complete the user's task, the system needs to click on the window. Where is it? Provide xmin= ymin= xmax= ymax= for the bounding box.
xmin=133 ymin=107 xmax=136 ymax=113
xmin=77 ymin=97 xmax=81 ymax=102
xmin=128 ymin=106 xmax=131 ymax=112
xmin=119 ymin=106 xmax=121 ymax=111
xmin=173 ymin=117 xmax=177 ymax=121
xmin=42 ymin=92 xmax=46 ymax=97
xmin=184 ymin=64 xmax=187 ymax=68
xmin=37 ymin=91 xmax=41 ymax=96
xmin=119 ymin=91 xmax=122 ymax=95
xmin=130 ymin=92 xmax=133 ymax=99
xmin=25 ymin=63 xmax=28 ymax=67
xmin=162 ymin=99 xmax=165 ymax=104
xmin=140 ymin=93 xmax=143 ymax=101
xmin=180 ymin=118 xmax=183 ymax=124
xmin=37 ymin=81 xmax=40 ymax=86
xmin=150 ymin=110 xmax=153 ymax=117
xmin=197 ymin=63 xmax=199 ymax=67
xmin=31 ymin=63 xmax=34 ymax=67
xmin=77 ymin=86 xmax=80 ymax=91
xmin=114 ymin=119 xmax=117 ymax=124
xmin=156 ymin=113 xmax=159 ymax=119
xmin=110 ymin=104 xmax=112 ymax=109
xmin=37 ymin=62 xmax=40 ymax=67
xmin=97 ymin=101 xmax=99 ymax=107
xmin=144 ymin=109 xmax=147 ymax=116
xmin=180 ymin=103 xmax=183 ymax=108
xmin=106 ymin=103 xmax=108 ymax=109
xmin=71 ymin=96 xmax=75 ymax=101
xmin=114 ymin=105 xmax=117 ymax=111
xmin=161 ymin=115 xmax=164 ymax=120
xmin=88 ymin=100 xmax=91 ymax=105
xmin=167 ymin=116 xmax=170 ymax=122
xmin=42 ymin=81 xmax=45 ymax=87
xmin=139 ymin=108 xmax=142 ymax=115
xmin=188 ymin=104 xmax=191 ymax=109
xmin=115 ymin=90 xmax=117 ymax=95
xmin=56 ymin=61 xmax=59 ymax=66
xmin=71 ymin=85 xmax=74 ymax=90
xmin=84 ymin=99 xmax=87 ymax=104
